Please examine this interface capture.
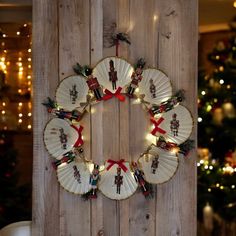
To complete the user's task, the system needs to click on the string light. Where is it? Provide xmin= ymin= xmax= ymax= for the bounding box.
xmin=28 ymin=64 xmax=31 ymax=69
xmin=27 ymin=124 xmax=32 ymax=129
xmin=1 ymin=110 xmax=5 ymax=115
xmin=201 ymin=90 xmax=206 ymax=95
xmin=28 ymin=112 xmax=32 ymax=117
xmin=18 ymin=113 xmax=23 ymax=117
xmin=234 ymin=1 xmax=236 ymax=8
xmin=16 ymin=31 xmax=20 ymax=36
xmin=24 ymin=23 xmax=27 ymax=27
xmin=219 ymin=79 xmax=224 ymax=84
xmin=18 ymin=119 xmax=22 ymax=123
xmin=198 ymin=117 xmax=203 ymax=122
xmin=28 ymin=49 xmax=31 ymax=53
xmin=28 ymin=58 xmax=31 ymax=62
xmin=3 ymin=34 xmax=6 ymax=38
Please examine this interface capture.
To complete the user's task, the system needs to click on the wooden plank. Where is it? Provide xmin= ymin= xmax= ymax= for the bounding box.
xmin=32 ymin=0 xmax=59 ymax=235
xmin=116 ymin=1 xmax=131 ymax=235
xmin=126 ymin=1 xmax=158 ymax=236
xmin=156 ymin=0 xmax=197 ymax=235
xmin=90 ymin=1 xmax=104 ymax=236
xmin=58 ymin=1 xmax=91 ymax=235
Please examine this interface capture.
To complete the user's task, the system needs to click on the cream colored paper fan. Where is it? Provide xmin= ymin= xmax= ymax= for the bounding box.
xmin=139 ymin=146 xmax=178 ymax=184
xmin=44 ymin=118 xmax=82 ymax=159
xmin=93 ymin=57 xmax=134 ymax=92
xmin=139 ymin=69 xmax=172 ymax=105
xmin=56 ymin=75 xmax=88 ymax=111
xmin=99 ymin=160 xmax=138 ymax=200
xmin=151 ymin=105 xmax=193 ymax=145
xmin=57 ymin=161 xmax=92 ymax=194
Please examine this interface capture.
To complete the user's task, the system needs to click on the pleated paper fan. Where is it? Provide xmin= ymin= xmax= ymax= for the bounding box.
xmin=139 ymin=146 xmax=179 ymax=184
xmin=151 ymin=105 xmax=193 ymax=145
xmin=93 ymin=57 xmax=134 ymax=92
xmin=99 ymin=160 xmax=138 ymax=200
xmin=139 ymin=68 xmax=172 ymax=105
xmin=56 ymin=75 xmax=88 ymax=111
xmin=44 ymin=118 xmax=82 ymax=159
xmin=57 ymin=161 xmax=92 ymax=194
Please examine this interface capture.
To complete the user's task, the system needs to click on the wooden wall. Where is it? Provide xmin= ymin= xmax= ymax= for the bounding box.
xmin=32 ymin=0 xmax=198 ymax=235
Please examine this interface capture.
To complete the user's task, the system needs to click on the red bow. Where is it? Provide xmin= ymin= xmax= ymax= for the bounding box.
xmin=106 ymin=159 xmax=128 ymax=172
xmin=71 ymin=125 xmax=84 ymax=147
xmin=103 ymin=87 xmax=125 ymax=102
xmin=150 ymin=117 xmax=166 ymax=135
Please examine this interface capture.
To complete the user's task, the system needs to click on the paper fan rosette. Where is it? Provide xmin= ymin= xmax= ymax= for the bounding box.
xmin=150 ymin=105 xmax=193 ymax=145
xmin=93 ymin=57 xmax=134 ymax=92
xmin=139 ymin=68 xmax=172 ymax=105
xmin=43 ymin=118 xmax=84 ymax=159
xmin=99 ymin=159 xmax=138 ymax=200
xmin=57 ymin=160 xmax=93 ymax=194
xmin=56 ymin=75 xmax=89 ymax=111
xmin=139 ymin=146 xmax=179 ymax=184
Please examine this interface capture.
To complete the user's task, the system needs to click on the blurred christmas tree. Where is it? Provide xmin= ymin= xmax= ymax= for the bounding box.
xmin=198 ymin=20 xmax=236 ymax=225
xmin=0 ymin=132 xmax=31 ymax=228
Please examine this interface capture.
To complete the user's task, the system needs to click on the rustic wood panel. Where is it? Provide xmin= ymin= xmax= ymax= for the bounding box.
xmin=156 ymin=0 xmax=198 ymax=235
xmin=32 ymin=0 xmax=59 ymax=236
xmin=58 ymin=1 xmax=91 ymax=235
xmin=33 ymin=0 xmax=197 ymax=235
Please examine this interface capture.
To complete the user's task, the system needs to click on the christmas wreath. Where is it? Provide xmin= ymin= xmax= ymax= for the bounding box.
xmin=43 ymin=57 xmax=194 ymax=200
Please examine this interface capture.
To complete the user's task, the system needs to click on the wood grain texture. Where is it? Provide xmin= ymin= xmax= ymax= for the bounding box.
xmin=32 ymin=0 xmax=197 ymax=235
xmin=58 ymin=1 xmax=91 ymax=235
xmin=156 ymin=0 xmax=198 ymax=235
xmin=90 ymin=1 xmax=104 ymax=236
xmin=32 ymin=0 xmax=59 ymax=235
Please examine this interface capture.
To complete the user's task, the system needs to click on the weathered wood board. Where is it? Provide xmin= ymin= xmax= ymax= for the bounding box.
xmin=33 ymin=0 xmax=197 ymax=235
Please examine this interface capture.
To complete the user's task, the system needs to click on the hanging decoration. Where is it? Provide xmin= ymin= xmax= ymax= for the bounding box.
xmin=42 ymin=56 xmax=194 ymax=200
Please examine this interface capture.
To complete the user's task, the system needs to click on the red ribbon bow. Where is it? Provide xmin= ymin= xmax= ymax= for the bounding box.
xmin=150 ymin=117 xmax=166 ymax=135
xmin=103 ymin=87 xmax=125 ymax=102
xmin=106 ymin=159 xmax=128 ymax=172
xmin=71 ymin=125 xmax=84 ymax=147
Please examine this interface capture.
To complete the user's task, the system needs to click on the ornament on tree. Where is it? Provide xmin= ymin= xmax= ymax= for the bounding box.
xmin=222 ymin=102 xmax=235 ymax=118
xmin=203 ymin=203 xmax=213 ymax=232
xmin=212 ymin=107 xmax=223 ymax=125
xmin=225 ymin=150 xmax=236 ymax=168
xmin=197 ymin=148 xmax=211 ymax=161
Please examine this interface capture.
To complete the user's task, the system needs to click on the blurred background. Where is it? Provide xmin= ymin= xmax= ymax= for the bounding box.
xmin=0 ymin=0 xmax=235 ymax=235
